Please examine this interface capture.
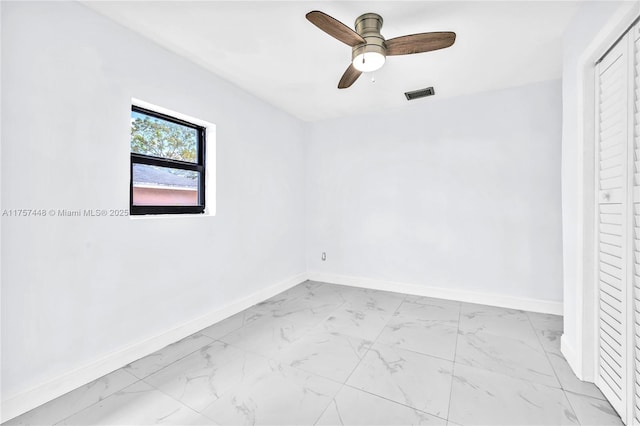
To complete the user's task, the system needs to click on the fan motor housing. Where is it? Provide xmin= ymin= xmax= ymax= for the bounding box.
xmin=352 ymin=13 xmax=386 ymax=61
xmin=354 ymin=13 xmax=383 ymax=36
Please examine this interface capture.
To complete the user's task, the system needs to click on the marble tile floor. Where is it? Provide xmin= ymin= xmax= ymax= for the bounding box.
xmin=5 ymin=281 xmax=623 ymax=426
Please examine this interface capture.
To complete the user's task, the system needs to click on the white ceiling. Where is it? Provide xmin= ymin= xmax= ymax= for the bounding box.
xmin=83 ymin=1 xmax=581 ymax=122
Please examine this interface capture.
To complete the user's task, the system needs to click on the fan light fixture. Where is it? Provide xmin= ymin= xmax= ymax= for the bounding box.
xmin=352 ymin=50 xmax=385 ymax=72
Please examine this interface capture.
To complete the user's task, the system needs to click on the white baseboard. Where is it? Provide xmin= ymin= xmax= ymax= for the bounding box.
xmin=308 ymin=272 xmax=563 ymax=315
xmin=1 ymin=272 xmax=307 ymax=423
xmin=561 ymin=334 xmax=585 ymax=381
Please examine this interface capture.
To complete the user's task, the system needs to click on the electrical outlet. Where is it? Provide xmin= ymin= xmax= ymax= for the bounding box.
xmin=321 ymin=252 xmax=326 ymax=261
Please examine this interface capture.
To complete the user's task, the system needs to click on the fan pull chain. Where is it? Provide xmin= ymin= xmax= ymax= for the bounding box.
xmin=371 ymin=73 xmax=375 ymax=83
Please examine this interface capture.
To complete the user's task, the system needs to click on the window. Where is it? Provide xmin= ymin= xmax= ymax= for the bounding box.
xmin=130 ymin=105 xmax=206 ymax=215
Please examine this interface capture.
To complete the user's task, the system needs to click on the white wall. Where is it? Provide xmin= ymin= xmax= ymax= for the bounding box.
xmin=306 ymin=80 xmax=564 ymax=306
xmin=1 ymin=0 xmax=306 ymax=407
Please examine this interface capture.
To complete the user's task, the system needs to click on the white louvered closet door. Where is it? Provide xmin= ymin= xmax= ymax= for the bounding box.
xmin=596 ymin=35 xmax=630 ymax=419
xmin=631 ymin=21 xmax=640 ymax=426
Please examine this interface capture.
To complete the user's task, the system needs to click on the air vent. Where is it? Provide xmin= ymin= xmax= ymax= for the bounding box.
xmin=405 ymin=87 xmax=435 ymax=101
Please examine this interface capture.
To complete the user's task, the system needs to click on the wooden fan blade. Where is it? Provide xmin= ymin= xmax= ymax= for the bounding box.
xmin=306 ymin=10 xmax=365 ymax=47
xmin=386 ymin=32 xmax=456 ymax=56
xmin=338 ymin=64 xmax=362 ymax=89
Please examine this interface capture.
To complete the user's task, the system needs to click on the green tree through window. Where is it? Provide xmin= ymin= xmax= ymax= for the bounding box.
xmin=131 ymin=112 xmax=198 ymax=163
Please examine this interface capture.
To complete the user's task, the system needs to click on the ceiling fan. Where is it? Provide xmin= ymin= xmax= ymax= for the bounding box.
xmin=306 ymin=11 xmax=456 ymax=89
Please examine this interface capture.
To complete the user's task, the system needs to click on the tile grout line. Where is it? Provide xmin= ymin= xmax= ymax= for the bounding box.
xmin=51 ymin=376 xmax=145 ymax=426
xmin=356 ymin=295 xmax=453 ymax=422
xmin=133 ymin=341 xmax=254 ymax=420
xmin=207 ymin=286 xmax=453 ymax=425
xmin=310 ymin=382 xmax=346 ymax=426
xmin=140 ymin=308 xmax=295 ymax=422
xmin=525 ymin=312 xmax=564 ymax=390
xmin=213 ymin=283 xmax=364 ymax=384
xmin=341 ymin=383 xmax=448 ymax=423
xmin=325 ymin=293 xmax=455 ymax=422
xmin=46 ymin=330 xmax=229 ymax=425
xmin=211 ymin=283 xmax=368 ymax=425
xmin=301 ymin=283 xmax=406 ymax=426
xmin=61 ymin=332 xmax=252 ymax=425
xmin=445 ymin=301 xmax=463 ymax=423
xmin=338 ymin=293 xmax=460 ymax=422
xmin=452 ymin=309 xmax=575 ymax=389
xmin=526 ymin=312 xmax=621 ymax=423
xmin=42 ymin=305 xmax=257 ymax=424
xmin=371 ymin=338 xmax=459 ymax=364
xmin=332 ymin=291 xmax=407 ymax=387
xmin=126 ymin=333 xmax=216 ymax=381
xmin=334 ymin=293 xmax=406 ymax=390
xmin=381 ymin=298 xmax=461 ymax=362
xmin=526 ymin=312 xmax=582 ymax=425
xmin=308 ymin=290 xmax=412 ymax=423
xmin=137 ymin=376 xmax=220 ymax=424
